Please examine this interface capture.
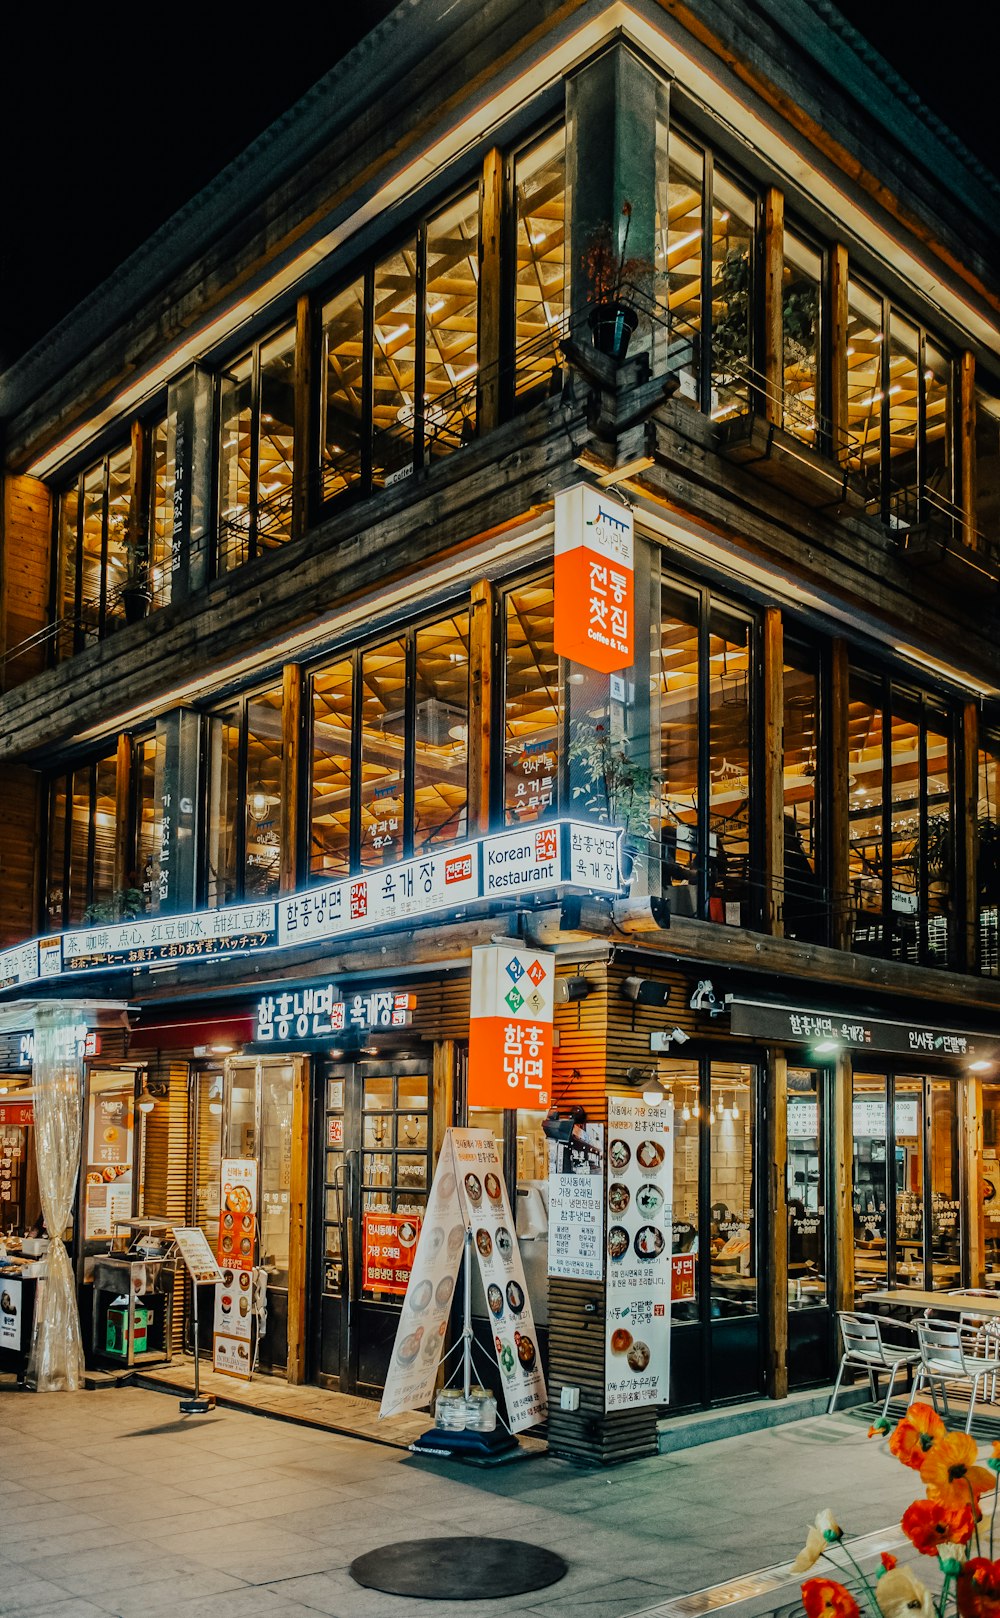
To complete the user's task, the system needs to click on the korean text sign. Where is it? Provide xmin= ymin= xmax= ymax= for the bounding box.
xmin=468 ymin=944 xmax=554 ymax=1111
xmin=554 ymin=484 xmax=634 ymax=673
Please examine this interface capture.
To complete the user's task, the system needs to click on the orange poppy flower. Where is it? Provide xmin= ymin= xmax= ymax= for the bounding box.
xmin=880 ymin=1554 xmax=898 ymax=1572
xmin=921 ymin=1433 xmax=995 ymax=1508
xmin=902 ymin=1499 xmax=977 ymax=1555
xmin=958 ymin=1558 xmax=1000 ymax=1618
xmin=802 ymin=1579 xmax=860 ymax=1618
xmin=889 ymin=1403 xmax=945 ymax=1471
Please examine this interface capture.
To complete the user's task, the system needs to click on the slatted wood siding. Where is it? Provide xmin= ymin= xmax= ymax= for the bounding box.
xmin=0 ymin=764 xmax=40 ymax=949
xmin=1 ymin=475 xmax=51 ymax=688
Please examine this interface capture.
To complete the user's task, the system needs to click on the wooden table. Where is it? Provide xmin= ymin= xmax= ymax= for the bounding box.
xmin=862 ymin=1288 xmax=1000 ymax=1317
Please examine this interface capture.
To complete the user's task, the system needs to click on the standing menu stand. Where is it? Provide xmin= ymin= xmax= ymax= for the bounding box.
xmin=170 ymin=1227 xmax=224 ymax=1415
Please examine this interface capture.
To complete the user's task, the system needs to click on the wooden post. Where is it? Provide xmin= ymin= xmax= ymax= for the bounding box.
xmin=432 ymin=1041 xmax=455 ymax=1159
xmin=829 ymin=245 xmax=850 ymax=463
xmin=128 ymin=418 xmax=149 ymax=557
xmin=963 ymin=702 xmax=980 ymax=975
xmin=768 ymin=1048 xmax=789 ymax=1398
xmin=763 ymin=606 xmax=784 ymax=935
xmin=468 ymin=579 xmax=495 ymax=835
xmin=280 ymin=663 xmax=303 ymax=895
xmin=832 ymin=1052 xmax=855 ymax=1314
xmin=114 ymin=732 xmax=133 ymax=894
xmin=964 ymin=1076 xmax=986 ymax=1288
xmin=960 ymin=351 xmax=977 ymax=549
xmin=762 ymin=189 xmax=784 ymax=427
xmin=286 ymin=1056 xmax=310 ymax=1384
xmin=478 ymin=149 xmax=504 ymax=437
xmin=292 ymin=294 xmax=313 ymax=541
xmin=830 ymin=638 xmax=851 ymax=951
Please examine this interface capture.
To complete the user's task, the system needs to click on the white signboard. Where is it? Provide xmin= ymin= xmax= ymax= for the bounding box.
xmin=548 ymin=1123 xmax=605 ymax=1281
xmin=0 ymin=1277 xmax=23 ymax=1351
xmin=605 ymin=1096 xmax=674 ymax=1412
xmin=213 ymin=1266 xmax=255 ymax=1378
xmin=0 ymin=940 xmax=38 ymax=990
xmin=852 ymin=1098 xmax=920 ymax=1139
xmin=381 ymin=1129 xmax=547 ymax=1434
xmin=173 ymin=1227 xmax=224 ymax=1286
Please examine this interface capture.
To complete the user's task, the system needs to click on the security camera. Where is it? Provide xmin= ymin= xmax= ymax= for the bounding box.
xmin=689 ymin=978 xmax=728 ymax=1017
xmin=650 ymin=1027 xmax=691 ymax=1051
xmin=670 ymin=1027 xmax=690 ymax=1045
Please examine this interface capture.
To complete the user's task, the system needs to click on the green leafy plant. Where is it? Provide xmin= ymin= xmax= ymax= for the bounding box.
xmin=582 ymin=201 xmax=653 ymax=306
xmin=568 ymin=725 xmax=659 ymax=840
xmin=82 ymin=888 xmax=146 ymax=925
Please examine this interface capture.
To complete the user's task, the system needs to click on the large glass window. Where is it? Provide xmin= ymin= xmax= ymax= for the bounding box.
xmin=310 ymin=658 xmax=354 ymax=882
xmin=845 ymin=280 xmax=884 ymax=483
xmin=514 ymin=128 xmax=567 ymax=405
xmin=56 ymin=437 xmax=151 ymax=653
xmin=656 ymin=583 xmax=700 ymax=904
xmin=360 ymin=637 xmax=407 ymax=870
xmin=974 ymin=385 xmax=1000 ymax=553
xmin=978 ymin=735 xmax=1000 ymax=976
xmin=781 ymin=230 xmax=822 ymax=447
xmin=710 ymin=171 xmax=756 ymax=423
xmin=782 ymin=641 xmax=826 ymax=941
xmin=413 ymin=613 xmax=469 ymax=851
xmin=320 ymin=277 xmax=366 ymax=502
xmin=503 ymin=574 xmax=559 ymax=824
xmin=658 ymin=133 xmax=704 ymax=403
xmin=217 ymin=325 xmax=296 ymax=572
xmin=786 ymin=1070 xmax=827 ymax=1310
xmin=709 ymin=1060 xmax=757 ymax=1317
xmin=373 ymin=241 xmax=419 ymax=488
xmin=44 ymin=747 xmax=121 ymax=927
xmin=424 ymin=192 xmax=479 ymax=456
xmin=205 ymin=683 xmax=285 ymax=906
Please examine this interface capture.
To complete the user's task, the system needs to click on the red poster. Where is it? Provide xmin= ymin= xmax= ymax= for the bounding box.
xmin=362 ymin=1212 xmax=421 ymax=1295
xmin=671 ymin=1253 xmax=696 ymax=1300
xmin=0 ymin=1104 xmax=33 ymax=1128
xmin=217 ymin=1160 xmax=258 ymax=1272
xmin=554 ymin=485 xmax=634 ymax=674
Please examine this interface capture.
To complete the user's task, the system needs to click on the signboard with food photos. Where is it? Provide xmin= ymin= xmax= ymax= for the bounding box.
xmin=83 ymin=1084 xmax=135 ymax=1240
xmin=604 ymin=1095 xmax=674 ymax=1412
xmin=213 ymin=1265 xmax=255 ymax=1378
xmin=380 ymin=1128 xmax=547 ymax=1434
xmin=217 ymin=1159 xmax=257 ymax=1273
xmin=0 ymin=1278 xmax=23 ymax=1351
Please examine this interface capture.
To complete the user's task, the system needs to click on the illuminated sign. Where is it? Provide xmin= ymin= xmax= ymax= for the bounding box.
xmin=554 ymin=484 xmax=635 ymax=673
xmin=16 ymin=1030 xmax=100 ymax=1068
xmin=254 ymin=987 xmax=415 ymax=1046
xmin=468 ymin=944 xmax=554 ymax=1111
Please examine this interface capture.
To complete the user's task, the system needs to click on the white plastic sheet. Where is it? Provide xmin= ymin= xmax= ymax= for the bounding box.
xmin=26 ymin=1006 xmax=86 ymax=1392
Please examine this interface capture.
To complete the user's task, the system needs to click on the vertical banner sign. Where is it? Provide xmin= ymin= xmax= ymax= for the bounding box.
xmin=217 ymin=1159 xmax=258 ymax=1272
xmin=381 ymin=1129 xmax=547 ymax=1434
xmin=213 ymin=1265 xmax=254 ymax=1378
xmin=554 ymin=484 xmax=635 ymax=673
xmin=547 ymin=1124 xmax=605 ymax=1280
xmin=604 ymin=1096 xmax=674 ymax=1411
xmin=468 ymin=944 xmax=554 ymax=1110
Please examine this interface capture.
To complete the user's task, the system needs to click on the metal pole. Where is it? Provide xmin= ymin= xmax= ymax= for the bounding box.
xmin=192 ymin=1280 xmax=200 ymax=1402
xmin=462 ymin=1228 xmax=473 ymax=1400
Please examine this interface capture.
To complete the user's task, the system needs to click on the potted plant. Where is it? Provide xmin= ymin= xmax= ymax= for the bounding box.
xmin=82 ymin=888 xmax=146 ymax=926
xmin=568 ymin=724 xmax=659 ymax=883
xmin=582 ymin=201 xmax=651 ymax=361
xmin=108 ymin=508 xmax=153 ymax=624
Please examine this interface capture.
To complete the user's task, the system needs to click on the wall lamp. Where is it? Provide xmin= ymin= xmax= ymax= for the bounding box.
xmin=621 ymin=977 xmax=672 ymax=1007
xmin=623 ymin=1067 xmax=667 ymax=1107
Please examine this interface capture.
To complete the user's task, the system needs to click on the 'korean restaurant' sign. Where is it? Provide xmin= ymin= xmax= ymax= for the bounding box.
xmin=468 ymin=944 xmax=554 ymax=1111
xmin=605 ymin=1094 xmax=674 ymax=1412
xmin=362 ymin=1211 xmax=421 ymax=1295
xmin=254 ymin=987 xmax=414 ymax=1046
xmin=554 ymin=484 xmax=634 ymax=673
xmin=729 ymin=999 xmax=996 ymax=1062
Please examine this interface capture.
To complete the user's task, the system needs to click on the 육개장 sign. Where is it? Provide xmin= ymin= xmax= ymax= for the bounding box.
xmin=254 ymin=987 xmax=414 ymax=1046
xmin=554 ymin=484 xmax=634 ymax=673
xmin=381 ymin=1129 xmax=547 ymax=1434
xmin=468 ymin=945 xmax=554 ymax=1111
xmin=605 ymin=1094 xmax=674 ymax=1412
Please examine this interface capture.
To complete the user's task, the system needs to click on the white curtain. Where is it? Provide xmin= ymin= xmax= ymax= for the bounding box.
xmin=26 ymin=1006 xmax=85 ymax=1392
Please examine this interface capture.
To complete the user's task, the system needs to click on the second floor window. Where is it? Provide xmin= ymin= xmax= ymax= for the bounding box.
xmin=218 ymin=327 xmax=296 ymax=571
xmin=206 ymin=685 xmax=285 ymax=904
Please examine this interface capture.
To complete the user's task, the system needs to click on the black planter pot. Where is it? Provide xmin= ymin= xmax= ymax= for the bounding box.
xmin=588 ymin=300 xmax=639 ymax=361
xmin=122 ymin=585 xmax=152 ymax=624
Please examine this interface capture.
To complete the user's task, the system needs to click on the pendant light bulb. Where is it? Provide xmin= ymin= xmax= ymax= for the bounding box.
xmin=693 ymin=1100 xmax=700 ymax=1118
xmin=732 ymin=1095 xmax=740 ymax=1119
xmin=642 ymin=1077 xmax=666 ymax=1107
xmin=136 ymin=1085 xmax=155 ymax=1114
xmin=681 ymin=1101 xmax=691 ymax=1122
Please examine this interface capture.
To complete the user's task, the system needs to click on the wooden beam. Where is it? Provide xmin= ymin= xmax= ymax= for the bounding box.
xmin=478 ymin=148 xmax=504 ymax=437
xmin=963 ymin=1075 xmax=985 ymax=1288
xmin=762 ymin=189 xmax=784 ymax=428
xmin=832 ymin=1052 xmax=855 ymax=1314
xmin=114 ymin=731 xmax=133 ymax=895
xmin=829 ymin=638 xmax=851 ymax=952
xmin=292 ymin=295 xmax=312 ymax=542
xmin=128 ymin=419 xmax=149 ymax=559
xmin=960 ymin=351 xmax=977 ymax=549
xmin=279 ymin=662 xmax=303 ymax=894
xmin=829 ymin=244 xmax=849 ymax=464
xmin=286 ymin=1055 xmax=310 ymax=1384
xmin=767 ymin=1048 xmax=789 ymax=1398
xmin=763 ymin=606 xmax=784 ymax=934
xmin=468 ymin=578 xmax=494 ymax=834
xmin=963 ymin=701 xmax=979 ymax=975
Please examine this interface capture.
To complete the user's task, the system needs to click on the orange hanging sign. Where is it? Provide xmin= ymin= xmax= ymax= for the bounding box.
xmin=554 ymin=484 xmax=634 ymax=673
xmin=468 ymin=944 xmax=555 ymax=1111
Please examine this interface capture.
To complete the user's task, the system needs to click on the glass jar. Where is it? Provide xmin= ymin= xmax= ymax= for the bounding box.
xmin=434 ymin=1388 xmax=468 ymax=1430
xmin=464 ymin=1386 xmax=497 ymax=1432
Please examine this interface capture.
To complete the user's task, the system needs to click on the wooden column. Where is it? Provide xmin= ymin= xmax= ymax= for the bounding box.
xmin=763 ymin=606 xmax=784 ymax=935
xmin=468 ymin=579 xmax=495 ymax=834
xmin=829 ymin=245 xmax=850 ymax=463
xmin=432 ymin=1041 xmax=455 ymax=1157
xmin=767 ymin=1049 xmax=789 ymax=1399
xmin=832 ymin=1052 xmax=856 ymax=1314
xmin=762 ymin=189 xmax=784 ymax=426
xmin=128 ymin=418 xmax=149 ymax=557
xmin=830 ymin=638 xmax=852 ymax=951
xmin=960 ymin=351 xmax=977 ymax=549
xmin=286 ymin=1056 xmax=310 ymax=1384
xmin=478 ymin=149 xmax=504 ymax=437
xmin=963 ymin=702 xmax=980 ymax=975
xmin=292 ymin=293 xmax=313 ymax=541
xmin=114 ymin=732 xmax=133 ymax=894
xmin=964 ymin=1077 xmax=986 ymax=1289
xmin=279 ymin=663 xmax=303 ymax=894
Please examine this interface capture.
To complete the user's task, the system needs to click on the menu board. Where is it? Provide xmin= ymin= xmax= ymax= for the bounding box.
xmin=217 ymin=1159 xmax=258 ymax=1272
xmin=213 ymin=1265 xmax=254 ymax=1378
xmin=604 ymin=1096 xmax=674 ymax=1412
xmin=0 ymin=1277 xmax=23 ymax=1351
xmin=452 ymin=1130 xmax=547 ymax=1433
xmin=381 ymin=1128 xmax=547 ymax=1434
xmin=173 ymin=1227 xmax=224 ymax=1285
xmin=547 ymin=1124 xmax=605 ymax=1280
xmin=83 ymin=1084 xmax=134 ymax=1240
xmin=983 ymin=1157 xmax=1000 ymax=1223
xmin=363 ymin=1213 xmax=421 ymax=1296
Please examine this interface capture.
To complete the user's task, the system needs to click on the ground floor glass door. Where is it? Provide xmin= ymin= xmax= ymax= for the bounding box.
xmin=315 ymin=1052 xmax=431 ymax=1393
xmin=786 ymin=1067 xmax=834 ymax=1388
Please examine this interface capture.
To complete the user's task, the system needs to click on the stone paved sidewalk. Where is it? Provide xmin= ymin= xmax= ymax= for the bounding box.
xmin=0 ymin=1384 xmax=928 ymax=1618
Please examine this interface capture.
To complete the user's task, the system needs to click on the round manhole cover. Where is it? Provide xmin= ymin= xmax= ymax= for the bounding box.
xmin=349 ymin=1535 xmax=568 ymax=1599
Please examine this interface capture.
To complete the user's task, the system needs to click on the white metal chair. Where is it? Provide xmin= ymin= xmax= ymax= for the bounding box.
xmin=912 ymin=1316 xmax=1000 ymax=1432
xmin=828 ymin=1311 xmax=921 ymax=1420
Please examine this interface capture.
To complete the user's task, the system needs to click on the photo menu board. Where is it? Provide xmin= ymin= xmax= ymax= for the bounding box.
xmin=547 ymin=1123 xmax=605 ymax=1281
xmin=83 ymin=1082 xmax=134 ymax=1240
xmin=604 ymin=1095 xmax=674 ymax=1412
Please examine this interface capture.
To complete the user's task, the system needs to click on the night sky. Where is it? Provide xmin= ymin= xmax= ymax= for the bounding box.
xmin=0 ymin=2 xmax=995 ymax=369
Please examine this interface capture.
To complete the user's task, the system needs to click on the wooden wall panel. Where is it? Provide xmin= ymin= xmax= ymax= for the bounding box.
xmin=0 ymin=763 xmax=40 ymax=949
xmin=1 ymin=474 xmax=52 ymax=688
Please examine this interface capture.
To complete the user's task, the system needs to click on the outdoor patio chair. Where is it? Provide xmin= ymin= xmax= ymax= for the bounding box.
xmin=912 ymin=1316 xmax=1000 ymax=1432
xmin=828 ymin=1310 xmax=921 ymax=1420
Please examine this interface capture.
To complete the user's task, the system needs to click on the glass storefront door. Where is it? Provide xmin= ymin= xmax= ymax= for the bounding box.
xmin=222 ymin=1056 xmax=297 ymax=1374
xmin=852 ymin=1070 xmax=962 ymax=1295
xmin=314 ymin=1053 xmax=432 ymax=1394
xmin=786 ymin=1068 xmax=834 ymax=1387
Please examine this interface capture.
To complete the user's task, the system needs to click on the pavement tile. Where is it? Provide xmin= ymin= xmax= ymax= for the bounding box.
xmin=91 ymin=1570 xmax=248 ymax=1616
xmin=1 ymin=1602 xmax=112 ymax=1618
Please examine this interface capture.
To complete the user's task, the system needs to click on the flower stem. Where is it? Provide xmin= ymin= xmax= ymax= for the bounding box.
xmin=968 ymin=1480 xmax=983 ymax=1557
xmin=830 ymin=1540 xmax=880 ymax=1616
xmin=937 ymin=1569 xmax=952 ymax=1618
xmin=992 ymin=1469 xmax=999 ymax=1560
